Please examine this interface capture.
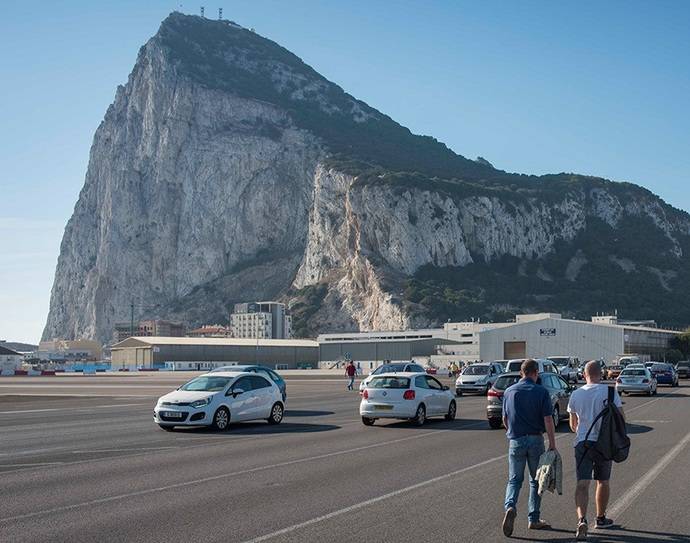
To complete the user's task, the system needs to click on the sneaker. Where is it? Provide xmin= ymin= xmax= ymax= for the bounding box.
xmin=595 ymin=516 xmax=615 ymax=529
xmin=576 ymin=519 xmax=588 ymax=541
xmin=528 ymin=520 xmax=551 ymax=530
xmin=502 ymin=507 xmax=517 ymax=537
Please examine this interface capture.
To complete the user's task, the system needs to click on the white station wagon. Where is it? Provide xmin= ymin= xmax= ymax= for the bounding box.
xmin=154 ymin=371 xmax=285 ymax=431
xmin=360 ymin=372 xmax=457 ymax=426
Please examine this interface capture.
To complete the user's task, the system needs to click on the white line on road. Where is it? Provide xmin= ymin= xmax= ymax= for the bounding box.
xmin=0 ymin=462 xmax=63 ymax=467
xmin=71 ymin=446 xmax=178 ymax=454
xmin=0 ymin=403 xmax=149 ymax=415
xmin=608 ymin=430 xmax=690 ymax=520
xmin=0 ymin=424 xmax=482 ymax=524
xmin=242 ymin=453 xmax=508 ymax=543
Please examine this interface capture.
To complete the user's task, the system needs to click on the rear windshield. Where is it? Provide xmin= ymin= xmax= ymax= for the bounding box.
xmin=651 ymin=364 xmax=671 ymax=371
xmin=463 ymin=365 xmax=489 ymax=375
xmin=549 ymin=358 xmax=569 ymax=365
xmin=373 ymin=364 xmax=407 ymax=374
xmin=622 ymin=370 xmax=646 ymax=376
xmin=369 ymin=376 xmax=410 ymax=389
xmin=494 ymin=375 xmax=521 ymax=390
xmin=677 ymin=362 xmax=690 ymax=367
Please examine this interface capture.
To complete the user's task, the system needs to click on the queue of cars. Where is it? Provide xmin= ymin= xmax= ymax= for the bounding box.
xmin=154 ymin=355 xmax=687 ymax=431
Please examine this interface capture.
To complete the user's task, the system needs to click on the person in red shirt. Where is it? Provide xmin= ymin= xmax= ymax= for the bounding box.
xmin=345 ymin=361 xmax=357 ymax=390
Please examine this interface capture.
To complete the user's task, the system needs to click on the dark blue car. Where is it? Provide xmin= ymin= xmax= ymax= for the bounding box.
xmin=211 ymin=365 xmax=287 ymax=401
xmin=649 ymin=363 xmax=679 ymax=387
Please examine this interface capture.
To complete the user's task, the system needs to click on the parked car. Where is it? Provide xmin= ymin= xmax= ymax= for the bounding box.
xmin=606 ymin=365 xmax=625 ymax=380
xmin=649 ymin=363 xmax=679 ymax=387
xmin=616 ymin=367 xmax=658 ymax=396
xmin=455 ymin=362 xmax=504 ymax=395
xmin=547 ymin=356 xmax=580 ymax=383
xmin=210 ymin=364 xmax=286 ymax=401
xmin=676 ymin=361 xmax=690 ymax=379
xmin=360 ymin=373 xmax=456 ymax=426
xmin=486 ymin=371 xmax=573 ymax=430
xmin=505 ymin=358 xmax=557 ymax=374
xmin=154 ymin=372 xmax=284 ymax=431
xmin=644 ymin=361 xmax=655 ymax=371
xmin=358 ymin=362 xmax=427 ymax=393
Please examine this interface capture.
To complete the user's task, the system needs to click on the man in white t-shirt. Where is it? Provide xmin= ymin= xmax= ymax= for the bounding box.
xmin=567 ymin=361 xmax=625 ymax=540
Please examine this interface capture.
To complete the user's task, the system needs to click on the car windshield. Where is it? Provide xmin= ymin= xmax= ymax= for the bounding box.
xmin=651 ymin=364 xmax=670 ymax=371
xmin=369 ymin=376 xmax=410 ymax=389
xmin=179 ymin=376 xmax=231 ymax=392
xmin=678 ymin=362 xmax=690 ymax=367
xmin=506 ymin=362 xmax=523 ymax=372
xmin=549 ymin=357 xmax=569 ymax=365
xmin=622 ymin=370 xmax=646 ymax=376
xmin=494 ymin=375 xmax=521 ymax=390
xmin=374 ymin=364 xmax=407 ymax=374
xmin=464 ymin=366 xmax=489 ymax=375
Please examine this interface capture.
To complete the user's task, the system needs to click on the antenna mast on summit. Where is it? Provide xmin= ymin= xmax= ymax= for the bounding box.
xmin=218 ymin=7 xmax=223 ymax=20
xmin=200 ymin=6 xmax=204 ymax=17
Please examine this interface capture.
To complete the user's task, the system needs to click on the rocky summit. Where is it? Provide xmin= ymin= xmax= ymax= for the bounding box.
xmin=44 ymin=13 xmax=690 ymax=343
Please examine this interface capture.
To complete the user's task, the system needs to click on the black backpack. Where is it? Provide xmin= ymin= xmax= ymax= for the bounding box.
xmin=580 ymin=386 xmax=630 ymax=464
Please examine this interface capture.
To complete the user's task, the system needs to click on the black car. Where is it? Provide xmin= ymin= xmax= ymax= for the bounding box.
xmin=487 ymin=371 xmax=574 ymax=430
xmin=211 ymin=365 xmax=286 ymax=401
xmin=676 ymin=361 xmax=690 ymax=379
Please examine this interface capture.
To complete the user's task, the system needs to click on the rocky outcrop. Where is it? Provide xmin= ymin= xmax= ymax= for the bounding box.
xmin=43 ymin=13 xmax=690 ymax=343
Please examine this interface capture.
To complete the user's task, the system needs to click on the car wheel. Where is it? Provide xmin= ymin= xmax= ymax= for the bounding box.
xmin=158 ymin=424 xmax=175 ymax=432
xmin=445 ymin=401 xmax=457 ymax=421
xmin=267 ymin=402 xmax=284 ymax=425
xmin=212 ymin=406 xmax=230 ymax=431
xmin=455 ymin=389 xmax=463 ymax=397
xmin=552 ymin=405 xmax=560 ymax=428
xmin=488 ymin=418 xmax=503 ymax=430
xmin=412 ymin=404 xmax=426 ymax=426
xmin=362 ymin=417 xmax=375 ymax=426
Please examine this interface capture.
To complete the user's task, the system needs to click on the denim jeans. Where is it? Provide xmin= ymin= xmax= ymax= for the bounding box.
xmin=504 ymin=435 xmax=545 ymax=522
xmin=347 ymin=376 xmax=355 ymax=389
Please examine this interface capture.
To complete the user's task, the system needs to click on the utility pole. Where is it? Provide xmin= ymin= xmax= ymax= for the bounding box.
xmin=218 ymin=7 xmax=222 ymax=20
xmin=200 ymin=6 xmax=204 ymax=18
xmin=130 ymin=302 xmax=135 ymax=338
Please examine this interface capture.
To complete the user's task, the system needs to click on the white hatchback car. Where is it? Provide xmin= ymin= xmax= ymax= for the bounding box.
xmin=360 ymin=372 xmax=456 ymax=426
xmin=154 ymin=372 xmax=284 ymax=431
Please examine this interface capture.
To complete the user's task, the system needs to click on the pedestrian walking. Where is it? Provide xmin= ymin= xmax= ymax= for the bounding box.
xmin=356 ymin=362 xmax=362 ymax=376
xmin=345 ymin=360 xmax=356 ymax=390
xmin=501 ymin=359 xmax=557 ymax=537
xmin=567 ymin=360 xmax=625 ymax=540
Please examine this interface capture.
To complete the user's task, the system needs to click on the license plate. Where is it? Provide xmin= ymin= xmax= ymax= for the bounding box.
xmin=374 ymin=405 xmax=393 ymax=411
xmin=163 ymin=411 xmax=183 ymax=418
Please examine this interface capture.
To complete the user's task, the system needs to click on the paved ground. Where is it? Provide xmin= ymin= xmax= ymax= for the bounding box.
xmin=0 ymin=374 xmax=689 ymax=542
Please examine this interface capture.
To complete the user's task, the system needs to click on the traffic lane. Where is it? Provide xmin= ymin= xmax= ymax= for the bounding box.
xmin=0 ymin=417 xmax=509 ymax=542
xmin=0 ymin=395 xmax=492 ymax=540
xmin=244 ymin=387 xmax=690 ymax=543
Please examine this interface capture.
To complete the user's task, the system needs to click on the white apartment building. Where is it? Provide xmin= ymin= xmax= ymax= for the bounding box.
xmin=230 ymin=302 xmax=292 ymax=339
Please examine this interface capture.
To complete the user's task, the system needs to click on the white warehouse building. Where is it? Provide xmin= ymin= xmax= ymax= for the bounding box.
xmin=479 ymin=313 xmax=678 ymax=363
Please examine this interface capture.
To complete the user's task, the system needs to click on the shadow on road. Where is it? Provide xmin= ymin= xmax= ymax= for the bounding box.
xmin=509 ymin=525 xmax=690 ymax=542
xmin=284 ymin=409 xmax=335 ymax=417
xmin=170 ymin=422 xmax=340 ymax=436
xmin=369 ymin=418 xmax=488 ymax=430
xmin=625 ymin=423 xmax=653 ymax=435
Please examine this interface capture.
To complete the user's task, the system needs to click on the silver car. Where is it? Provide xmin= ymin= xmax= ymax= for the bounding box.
xmin=455 ymin=362 xmax=504 ymax=395
xmin=615 ymin=367 xmax=658 ymax=396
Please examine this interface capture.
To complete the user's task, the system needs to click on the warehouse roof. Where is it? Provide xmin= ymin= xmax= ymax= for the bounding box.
xmin=111 ymin=336 xmax=318 ymax=349
xmin=0 ymin=345 xmax=22 ymax=356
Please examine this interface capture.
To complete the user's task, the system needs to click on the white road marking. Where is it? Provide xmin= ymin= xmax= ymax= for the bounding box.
xmin=0 ymin=425 xmax=480 ymax=523
xmin=242 ymin=453 xmax=509 ymax=543
xmin=71 ymin=447 xmax=178 ymax=454
xmin=0 ymin=462 xmax=63 ymax=467
xmin=0 ymin=403 xmax=148 ymax=415
xmin=608 ymin=430 xmax=690 ymax=519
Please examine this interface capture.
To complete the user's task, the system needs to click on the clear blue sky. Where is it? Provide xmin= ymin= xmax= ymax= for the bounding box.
xmin=1 ymin=0 xmax=689 ymax=344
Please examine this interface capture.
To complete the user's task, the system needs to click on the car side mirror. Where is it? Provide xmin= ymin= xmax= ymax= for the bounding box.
xmin=228 ymin=387 xmax=245 ymax=397
xmin=443 ymin=385 xmax=449 ymax=391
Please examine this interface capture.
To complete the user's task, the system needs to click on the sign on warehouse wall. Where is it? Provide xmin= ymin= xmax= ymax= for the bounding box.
xmin=539 ymin=328 xmax=557 ymax=337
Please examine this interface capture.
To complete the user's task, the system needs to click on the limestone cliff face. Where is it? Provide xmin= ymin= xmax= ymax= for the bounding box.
xmin=44 ymin=13 xmax=690 ymax=343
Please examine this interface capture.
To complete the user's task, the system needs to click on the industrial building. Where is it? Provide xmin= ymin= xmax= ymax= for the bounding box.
xmin=479 ymin=314 xmax=678 ymax=362
xmin=0 ymin=344 xmax=23 ymax=373
xmin=114 ymin=320 xmax=185 ymax=342
xmin=110 ymin=336 xmax=318 ymax=370
xmin=230 ymin=302 xmax=292 ymax=339
xmin=38 ymin=339 xmax=103 ymax=362
xmin=317 ymin=313 xmax=680 ymax=369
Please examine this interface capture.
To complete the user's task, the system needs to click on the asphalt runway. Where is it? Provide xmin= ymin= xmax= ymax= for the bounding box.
xmin=1 ymin=374 xmax=689 ymax=542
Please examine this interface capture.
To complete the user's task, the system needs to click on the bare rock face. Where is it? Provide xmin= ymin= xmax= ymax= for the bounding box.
xmin=44 ymin=13 xmax=690 ymax=343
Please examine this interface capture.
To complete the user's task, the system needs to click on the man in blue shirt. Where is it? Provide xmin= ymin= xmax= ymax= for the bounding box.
xmin=501 ymin=359 xmax=557 ymax=536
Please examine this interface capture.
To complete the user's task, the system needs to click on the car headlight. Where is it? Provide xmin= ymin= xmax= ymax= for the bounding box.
xmin=190 ymin=398 xmax=211 ymax=409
